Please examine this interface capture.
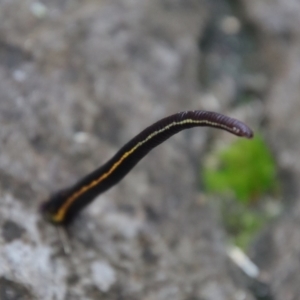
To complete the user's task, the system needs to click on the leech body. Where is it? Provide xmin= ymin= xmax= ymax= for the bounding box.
xmin=41 ymin=110 xmax=253 ymax=225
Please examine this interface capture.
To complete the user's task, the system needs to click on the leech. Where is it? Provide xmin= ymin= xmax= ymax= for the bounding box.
xmin=41 ymin=110 xmax=253 ymax=225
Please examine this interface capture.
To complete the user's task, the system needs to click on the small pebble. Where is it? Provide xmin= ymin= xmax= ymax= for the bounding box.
xmin=30 ymin=2 xmax=47 ymax=19
xmin=220 ymin=16 xmax=241 ymax=35
xmin=91 ymin=261 xmax=116 ymax=292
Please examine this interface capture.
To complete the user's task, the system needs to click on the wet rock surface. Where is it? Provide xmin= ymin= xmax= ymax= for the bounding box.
xmin=0 ymin=0 xmax=298 ymax=299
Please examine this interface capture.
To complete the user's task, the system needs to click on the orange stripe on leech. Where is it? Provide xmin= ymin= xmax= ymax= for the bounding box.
xmin=52 ymin=146 xmax=137 ymax=222
xmin=52 ymin=123 xmax=178 ymax=222
xmin=52 ymin=119 xmax=223 ymax=222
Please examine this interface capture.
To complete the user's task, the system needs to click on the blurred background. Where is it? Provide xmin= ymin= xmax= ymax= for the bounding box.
xmin=0 ymin=0 xmax=299 ymax=299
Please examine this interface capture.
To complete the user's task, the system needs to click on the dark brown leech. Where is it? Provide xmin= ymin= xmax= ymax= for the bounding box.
xmin=41 ymin=110 xmax=253 ymax=225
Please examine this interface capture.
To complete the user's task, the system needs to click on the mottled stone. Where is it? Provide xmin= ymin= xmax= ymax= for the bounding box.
xmin=0 ymin=277 xmax=32 ymax=300
xmin=2 ymin=221 xmax=25 ymax=243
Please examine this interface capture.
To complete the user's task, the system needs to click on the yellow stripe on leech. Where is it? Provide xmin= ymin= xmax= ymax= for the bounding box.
xmin=52 ymin=118 xmax=236 ymax=222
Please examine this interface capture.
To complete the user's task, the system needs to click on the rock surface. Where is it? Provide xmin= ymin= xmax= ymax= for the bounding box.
xmin=2 ymin=0 xmax=298 ymax=299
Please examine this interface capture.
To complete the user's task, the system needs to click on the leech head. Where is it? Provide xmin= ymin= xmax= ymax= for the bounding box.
xmin=217 ymin=115 xmax=253 ymax=138
xmin=232 ymin=121 xmax=253 ymax=138
xmin=200 ymin=111 xmax=254 ymax=139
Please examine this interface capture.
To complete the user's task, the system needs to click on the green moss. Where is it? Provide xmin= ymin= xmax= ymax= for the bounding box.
xmin=202 ymin=134 xmax=278 ymax=249
xmin=203 ymin=134 xmax=277 ymax=204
